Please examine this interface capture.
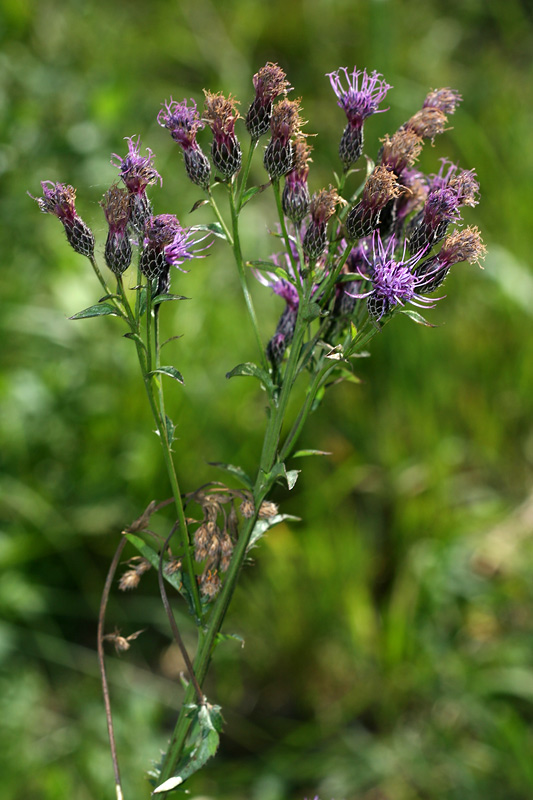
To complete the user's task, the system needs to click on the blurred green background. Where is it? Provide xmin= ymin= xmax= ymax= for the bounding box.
xmin=2 ymin=0 xmax=533 ymax=798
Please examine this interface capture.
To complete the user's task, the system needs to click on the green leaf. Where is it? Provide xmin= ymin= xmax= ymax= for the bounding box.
xmin=226 ymin=362 xmax=275 ymax=395
xmin=152 ymin=293 xmax=189 ymax=306
xmin=193 ymin=222 xmax=227 ymax=240
xmin=125 ymin=533 xmax=198 ymax=619
xmin=398 ymin=309 xmax=438 ymax=327
xmin=208 ymin=462 xmax=253 ymax=490
xmin=123 ymin=331 xmax=146 ymax=349
xmin=190 ymin=198 xmax=209 ymax=213
xmin=247 ymin=259 xmax=280 ymax=271
xmin=292 ymin=449 xmax=332 ymax=458
xmin=148 ymin=366 xmax=185 ymax=384
xmin=215 ymin=632 xmax=245 ymax=648
xmin=153 ymin=704 xmax=223 ymax=793
xmin=265 ymin=462 xmax=300 ymax=490
xmin=302 ymin=302 xmax=322 ymax=323
xmin=240 ymin=185 xmax=262 ymax=205
xmin=137 ymin=286 xmax=147 ymax=317
xmin=248 ymin=513 xmax=300 ymax=548
xmin=69 ymin=303 xmax=119 ymax=320
xmin=165 ymin=415 xmax=175 ymax=445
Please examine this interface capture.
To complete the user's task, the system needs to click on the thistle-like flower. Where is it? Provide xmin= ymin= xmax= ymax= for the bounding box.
xmin=203 ymin=90 xmax=242 ymax=180
xmin=346 ymin=165 xmax=401 ymax=240
xmin=407 ymin=161 xmax=480 ymax=252
xmin=263 ymin=98 xmax=305 ymax=181
xmin=302 ymin=186 xmax=344 ymax=259
xmin=327 ymin=66 xmax=391 ymax=169
xmin=139 ymin=214 xmax=207 ymax=294
xmin=423 ymin=87 xmax=462 ymax=114
xmin=157 ymin=98 xmax=211 ymax=188
xmin=245 ymin=62 xmax=292 ymax=140
xmin=256 ymin=262 xmax=300 ymax=367
xmin=282 ymin=137 xmax=312 ymax=224
xmin=100 ymin=184 xmax=132 ymax=275
xmin=31 ymin=181 xmax=95 ymax=258
xmin=414 ymin=225 xmax=486 ymax=293
xmin=350 ymin=231 xmax=433 ymax=320
xmin=379 ymin=128 xmax=424 ymax=177
xmin=111 ymin=136 xmax=161 ymax=233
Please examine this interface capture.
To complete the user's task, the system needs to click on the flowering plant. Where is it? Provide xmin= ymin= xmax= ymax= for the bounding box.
xmin=32 ymin=61 xmax=485 ymax=798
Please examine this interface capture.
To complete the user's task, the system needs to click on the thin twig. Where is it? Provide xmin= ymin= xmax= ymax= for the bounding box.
xmin=158 ymin=524 xmax=204 ymax=704
xmin=97 ymin=537 xmax=127 ymax=800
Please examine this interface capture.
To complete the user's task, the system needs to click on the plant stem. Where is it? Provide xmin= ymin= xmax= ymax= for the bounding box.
xmin=228 ymin=186 xmax=268 ymax=370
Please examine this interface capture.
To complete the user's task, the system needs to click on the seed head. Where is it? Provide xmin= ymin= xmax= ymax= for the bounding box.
xmin=405 ymin=107 xmax=448 ymax=141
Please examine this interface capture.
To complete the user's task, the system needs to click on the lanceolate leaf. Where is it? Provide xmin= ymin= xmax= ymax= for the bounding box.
xmin=208 ymin=462 xmax=253 ymax=490
xmin=153 ymin=704 xmax=223 ymax=793
xmin=152 ymin=293 xmax=189 ymax=306
xmin=193 ymin=222 xmax=227 ymax=240
xmin=226 ymin=362 xmax=275 ymax=395
xmin=248 ymin=513 xmax=300 ymax=548
xmin=148 ymin=366 xmax=185 ymax=384
xmin=292 ymin=449 xmax=332 ymax=458
xmin=69 ymin=303 xmax=120 ymax=320
xmin=398 ymin=309 xmax=438 ymax=327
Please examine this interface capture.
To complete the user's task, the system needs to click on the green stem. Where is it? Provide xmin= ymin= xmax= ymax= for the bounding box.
xmin=228 ymin=187 xmax=268 ymax=370
xmin=206 ymin=188 xmax=233 ymax=246
xmin=236 ymin=138 xmax=258 ymax=212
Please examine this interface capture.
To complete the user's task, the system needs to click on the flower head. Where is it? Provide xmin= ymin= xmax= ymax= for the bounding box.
xmin=157 ymin=98 xmax=205 ymax=150
xmin=327 ymin=67 xmax=391 ymax=126
xmin=282 ymin=137 xmax=312 ymax=223
xmin=424 ymin=87 xmax=462 ymax=114
xmin=100 ymin=184 xmax=132 ymax=275
xmin=264 ymin=98 xmax=306 ymax=180
xmin=303 ymin=186 xmax=344 ymax=259
xmin=350 ymin=231 xmax=434 ymax=320
xmin=112 ymin=136 xmax=161 ymax=194
xmin=158 ymin=98 xmax=211 ymax=187
xmin=203 ymin=90 xmax=242 ymax=179
xmin=346 ymin=166 xmax=401 ymax=240
xmin=246 ymin=62 xmax=292 ymax=139
xmin=328 ymin=66 xmax=391 ymax=168
xmin=414 ymin=226 xmax=486 ymax=294
xmin=139 ymin=214 xmax=209 ymax=292
xmin=31 ymin=181 xmax=94 ymax=258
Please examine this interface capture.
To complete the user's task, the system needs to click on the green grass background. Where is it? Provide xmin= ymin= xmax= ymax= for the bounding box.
xmin=2 ymin=0 xmax=533 ymax=798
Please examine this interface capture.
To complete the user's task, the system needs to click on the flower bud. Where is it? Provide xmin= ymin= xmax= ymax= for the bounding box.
xmin=246 ymin=62 xmax=291 ymax=140
xmin=302 ymin=186 xmax=343 ymax=259
xmin=264 ymin=98 xmax=305 ymax=180
xmin=282 ymin=137 xmax=312 ymax=223
xmin=31 ymin=181 xmax=95 ymax=258
xmin=100 ymin=185 xmax=132 ymax=275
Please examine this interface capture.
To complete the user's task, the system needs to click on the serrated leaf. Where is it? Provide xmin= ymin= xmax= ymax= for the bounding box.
xmin=69 ymin=303 xmax=119 ymax=320
xmin=398 ymin=309 xmax=438 ymax=327
xmin=225 ymin=362 xmax=275 ymax=395
xmin=148 ymin=366 xmax=185 ymax=384
xmin=292 ymin=449 xmax=332 ymax=458
xmin=152 ymin=293 xmax=189 ymax=306
xmin=208 ymin=462 xmax=253 ymax=490
xmin=248 ymin=513 xmax=300 ymax=548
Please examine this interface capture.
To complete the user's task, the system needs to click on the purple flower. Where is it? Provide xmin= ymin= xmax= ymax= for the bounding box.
xmin=423 ymin=87 xmax=462 ymax=114
xmin=31 ymin=181 xmax=95 ymax=258
xmin=328 ymin=66 xmax=391 ymax=124
xmin=327 ymin=66 xmax=391 ymax=168
xmin=140 ymin=214 xmax=209 ymax=293
xmin=203 ymin=91 xmax=242 ymax=179
xmin=112 ymin=136 xmax=161 ymax=233
xmin=158 ymin=98 xmax=211 ymax=188
xmin=350 ymin=231 xmax=435 ymax=320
